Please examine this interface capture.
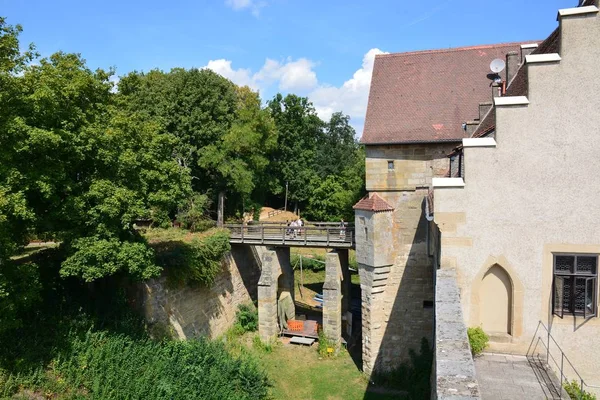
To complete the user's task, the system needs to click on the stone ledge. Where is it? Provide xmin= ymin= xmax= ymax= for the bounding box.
xmin=432 ymin=178 xmax=465 ymax=188
xmin=434 ymin=268 xmax=481 ymax=399
xmin=520 ymin=43 xmax=539 ymax=49
xmin=557 ymin=5 xmax=599 ymax=19
xmin=462 ymin=138 xmax=496 ymax=148
xmin=525 ymin=53 xmax=561 ymax=64
xmin=493 ymin=96 xmax=529 ymax=107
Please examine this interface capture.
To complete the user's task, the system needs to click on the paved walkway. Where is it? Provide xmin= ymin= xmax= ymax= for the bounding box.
xmin=475 ymin=353 xmax=564 ymax=399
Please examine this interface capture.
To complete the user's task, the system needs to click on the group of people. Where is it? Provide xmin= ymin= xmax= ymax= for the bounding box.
xmin=285 ymin=218 xmax=304 ymax=238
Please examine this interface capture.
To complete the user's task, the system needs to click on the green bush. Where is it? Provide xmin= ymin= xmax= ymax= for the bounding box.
xmin=154 ymin=229 xmax=231 ymax=287
xmin=467 ymin=326 xmax=489 ymax=356
xmin=235 ymin=303 xmax=258 ymax=333
xmin=176 ymin=193 xmax=215 ymax=232
xmin=291 ymin=253 xmax=326 ymax=272
xmin=564 ymin=380 xmax=597 ymax=400
xmin=50 ymin=330 xmax=269 ymax=400
xmin=317 ymin=330 xmax=337 ymax=358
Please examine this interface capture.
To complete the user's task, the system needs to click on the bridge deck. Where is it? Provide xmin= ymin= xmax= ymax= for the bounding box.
xmin=225 ymin=224 xmax=354 ymax=248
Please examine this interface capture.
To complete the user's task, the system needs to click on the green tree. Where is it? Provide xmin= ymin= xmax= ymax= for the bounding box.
xmin=304 ymin=113 xmax=365 ymax=221
xmin=267 ymin=93 xmax=323 ymax=210
xmin=119 ymin=70 xmax=277 ymax=216
xmin=1 ymin=46 xmax=191 ymax=281
xmin=0 ymin=17 xmax=42 ymax=331
xmin=315 ymin=112 xmax=359 ymax=179
xmin=118 ymin=68 xmax=238 ymax=194
xmin=198 ymin=86 xmax=277 ymax=213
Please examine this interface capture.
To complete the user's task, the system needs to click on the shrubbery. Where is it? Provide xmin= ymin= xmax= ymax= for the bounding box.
xmin=564 ymin=380 xmax=597 ymax=400
xmin=467 ymin=326 xmax=489 ymax=356
xmin=235 ymin=303 xmax=258 ymax=333
xmin=52 ymin=331 xmax=269 ymax=400
xmin=291 ymin=253 xmax=326 ymax=271
xmin=317 ymin=330 xmax=337 ymax=358
xmin=0 ymin=255 xmax=270 ymax=400
xmin=153 ymin=229 xmax=231 ymax=287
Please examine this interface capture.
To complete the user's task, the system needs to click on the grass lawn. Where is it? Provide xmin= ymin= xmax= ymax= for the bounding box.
xmin=237 ymin=250 xmax=402 ymax=400
xmin=227 ymin=332 xmax=402 ymax=400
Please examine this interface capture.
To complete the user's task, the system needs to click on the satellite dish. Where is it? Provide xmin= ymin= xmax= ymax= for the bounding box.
xmin=490 ymin=58 xmax=506 ymax=73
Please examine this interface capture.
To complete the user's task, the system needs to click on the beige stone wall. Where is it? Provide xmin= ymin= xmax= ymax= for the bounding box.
xmin=366 ymin=144 xmax=454 ymax=191
xmin=359 ymin=143 xmax=456 ymax=374
xmin=133 ymin=244 xmax=262 ymax=340
xmin=434 ymin=9 xmax=600 ymax=392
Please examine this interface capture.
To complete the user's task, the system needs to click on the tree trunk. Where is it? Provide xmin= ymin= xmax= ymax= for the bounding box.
xmin=217 ymin=191 xmax=225 ymax=227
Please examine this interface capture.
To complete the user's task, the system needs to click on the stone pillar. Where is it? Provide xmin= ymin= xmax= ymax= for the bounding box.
xmin=258 ymin=249 xmax=281 ymax=342
xmin=323 ymin=250 xmax=342 ymax=346
xmin=358 ymin=263 xmax=390 ymax=375
xmin=274 ymin=247 xmax=294 ymax=302
xmin=338 ymin=249 xmax=350 ymax=316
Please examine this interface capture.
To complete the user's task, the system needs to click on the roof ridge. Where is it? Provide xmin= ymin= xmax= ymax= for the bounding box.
xmin=376 ymin=41 xmax=539 ymax=59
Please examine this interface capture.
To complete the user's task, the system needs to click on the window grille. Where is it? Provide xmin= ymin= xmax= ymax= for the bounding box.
xmin=553 ymin=254 xmax=597 ymax=319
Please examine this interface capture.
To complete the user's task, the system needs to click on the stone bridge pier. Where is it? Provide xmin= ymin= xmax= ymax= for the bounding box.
xmin=258 ymin=247 xmax=294 ymax=342
xmin=323 ymin=249 xmax=349 ymax=346
xmin=257 ymin=246 xmax=350 ymax=346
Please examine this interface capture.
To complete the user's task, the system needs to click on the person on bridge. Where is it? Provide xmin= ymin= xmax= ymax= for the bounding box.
xmin=339 ymin=219 xmax=346 ymax=240
xmin=297 ymin=218 xmax=303 ymax=237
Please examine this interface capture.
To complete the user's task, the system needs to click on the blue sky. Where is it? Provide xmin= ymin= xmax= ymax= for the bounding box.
xmin=2 ymin=0 xmax=576 ymax=135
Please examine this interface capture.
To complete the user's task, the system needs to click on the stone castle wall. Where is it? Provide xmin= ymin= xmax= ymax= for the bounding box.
xmin=358 ymin=143 xmax=456 ymax=374
xmin=131 ymin=244 xmax=263 ymax=340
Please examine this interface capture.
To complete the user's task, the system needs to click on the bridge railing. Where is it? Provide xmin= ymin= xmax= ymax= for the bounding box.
xmin=266 ymin=208 xmax=286 ymax=218
xmin=225 ymin=223 xmax=354 ymax=248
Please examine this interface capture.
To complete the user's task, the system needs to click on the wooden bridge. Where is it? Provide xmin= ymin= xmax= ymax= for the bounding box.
xmin=225 ymin=222 xmax=355 ymax=248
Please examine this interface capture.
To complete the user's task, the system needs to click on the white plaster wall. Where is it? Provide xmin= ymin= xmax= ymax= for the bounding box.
xmin=434 ymin=10 xmax=600 ymax=391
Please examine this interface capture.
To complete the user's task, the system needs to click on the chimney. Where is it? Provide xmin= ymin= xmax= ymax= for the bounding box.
xmin=506 ymin=51 xmax=519 ymax=85
xmin=479 ymin=102 xmax=493 ymax=121
xmin=520 ymin=43 xmax=538 ymax=63
xmin=463 ymin=121 xmax=479 ymax=137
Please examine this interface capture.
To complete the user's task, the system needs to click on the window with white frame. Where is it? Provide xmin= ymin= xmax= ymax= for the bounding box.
xmin=553 ymin=254 xmax=598 ymax=319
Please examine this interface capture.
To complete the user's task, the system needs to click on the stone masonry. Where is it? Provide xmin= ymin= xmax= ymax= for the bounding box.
xmin=258 ymin=247 xmax=293 ymax=342
xmin=433 ymin=268 xmax=480 ymax=400
xmin=323 ymin=249 xmax=349 ymax=345
xmin=356 ymin=143 xmax=455 ymax=375
xmin=131 ymin=244 xmax=263 ymax=340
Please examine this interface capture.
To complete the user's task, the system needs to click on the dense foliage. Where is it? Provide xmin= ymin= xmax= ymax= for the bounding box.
xmin=0 ymin=249 xmax=269 ymax=400
xmin=235 ymin=303 xmax=259 ymax=333
xmin=152 ymin=229 xmax=231 ymax=287
xmin=564 ymin=380 xmax=597 ymax=400
xmin=467 ymin=326 xmax=489 ymax=356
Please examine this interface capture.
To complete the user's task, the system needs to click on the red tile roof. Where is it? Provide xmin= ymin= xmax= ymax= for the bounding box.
xmin=361 ymin=42 xmax=528 ymax=144
xmin=353 ymin=193 xmax=394 ymax=212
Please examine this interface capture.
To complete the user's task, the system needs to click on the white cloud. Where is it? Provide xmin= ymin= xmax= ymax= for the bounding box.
xmin=309 ymin=48 xmax=387 ymax=123
xmin=109 ymin=74 xmax=120 ymax=93
xmin=225 ymin=0 xmax=266 ymax=16
xmin=255 ymin=58 xmax=318 ymax=91
xmin=204 ymin=57 xmax=318 ymax=92
xmin=205 ymin=59 xmax=257 ymax=89
xmin=204 ymin=48 xmax=388 ymax=137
